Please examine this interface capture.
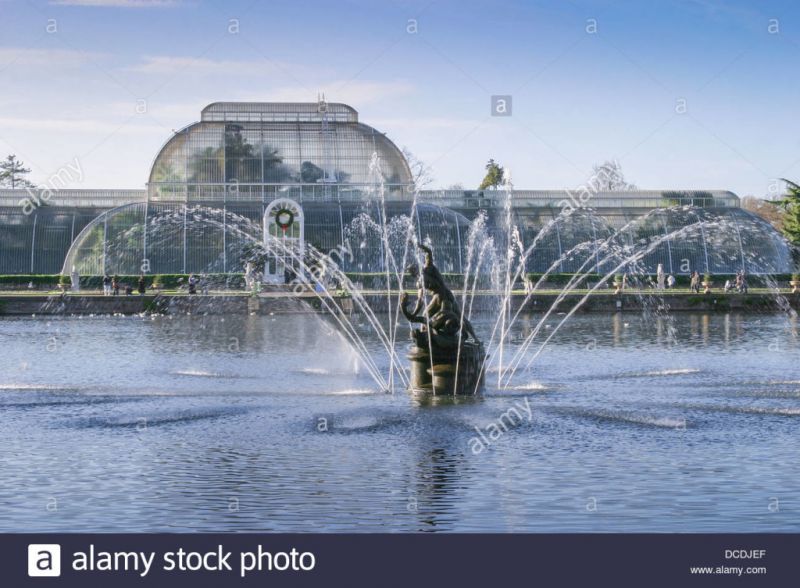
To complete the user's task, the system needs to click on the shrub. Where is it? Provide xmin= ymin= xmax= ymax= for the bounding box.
xmin=0 ymin=275 xmax=60 ymax=287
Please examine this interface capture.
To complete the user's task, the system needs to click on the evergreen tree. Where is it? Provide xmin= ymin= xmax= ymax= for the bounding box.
xmin=479 ymin=159 xmax=504 ymax=190
xmin=300 ymin=161 xmax=325 ymax=183
xmin=0 ymin=155 xmax=36 ymax=189
xmin=778 ymin=179 xmax=800 ymax=246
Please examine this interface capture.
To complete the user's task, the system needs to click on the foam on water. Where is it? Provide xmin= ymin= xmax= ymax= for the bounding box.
xmin=171 ymin=369 xmax=225 ymax=378
xmin=296 ymin=368 xmax=331 ymax=375
xmin=555 ymin=407 xmax=687 ymax=428
xmin=328 ymin=388 xmax=376 ymax=396
xmin=616 ymin=367 xmax=702 ymax=378
xmin=643 ymin=368 xmax=702 ymax=376
xmin=745 ymin=406 xmax=800 ymax=416
xmin=0 ymin=384 xmax=65 ymax=391
xmin=680 ymin=403 xmax=800 ymax=417
xmin=72 ymin=407 xmax=248 ymax=429
xmin=508 ymin=381 xmax=550 ymax=391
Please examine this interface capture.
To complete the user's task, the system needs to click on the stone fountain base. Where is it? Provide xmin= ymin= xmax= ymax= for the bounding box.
xmin=408 ymin=341 xmax=486 ymax=395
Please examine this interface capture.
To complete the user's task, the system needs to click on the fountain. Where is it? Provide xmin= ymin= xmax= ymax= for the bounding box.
xmin=57 ymin=152 xmax=799 ymax=399
xmin=111 ymin=195 xmax=795 ymax=399
xmin=401 ymin=244 xmax=485 ymax=395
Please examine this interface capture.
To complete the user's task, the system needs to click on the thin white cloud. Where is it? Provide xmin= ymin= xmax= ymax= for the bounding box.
xmin=0 ymin=47 xmax=106 ymax=68
xmin=49 ymin=0 xmax=181 ymax=7
xmin=0 ymin=116 xmax=165 ymax=136
xmin=128 ymin=55 xmax=316 ymax=77
xmin=370 ymin=117 xmax=477 ymax=131
xmin=245 ymin=80 xmax=416 ymax=107
xmin=126 ymin=57 xmax=412 ymax=105
xmin=106 ymin=100 xmax=200 ymax=122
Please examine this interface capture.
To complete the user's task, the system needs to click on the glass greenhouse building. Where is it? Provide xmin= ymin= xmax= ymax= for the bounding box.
xmin=0 ymin=101 xmax=795 ymax=278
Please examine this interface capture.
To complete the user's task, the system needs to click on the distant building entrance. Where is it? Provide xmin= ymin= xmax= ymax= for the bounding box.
xmin=263 ymin=198 xmax=304 ymax=284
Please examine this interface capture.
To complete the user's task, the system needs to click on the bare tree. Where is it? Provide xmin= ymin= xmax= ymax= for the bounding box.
xmin=401 ymin=147 xmax=434 ymax=190
xmin=741 ymin=195 xmax=784 ymax=233
xmin=590 ymin=159 xmax=637 ymax=191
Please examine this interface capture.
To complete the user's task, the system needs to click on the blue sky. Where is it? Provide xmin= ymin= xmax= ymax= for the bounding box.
xmin=1 ymin=0 xmax=799 ymax=197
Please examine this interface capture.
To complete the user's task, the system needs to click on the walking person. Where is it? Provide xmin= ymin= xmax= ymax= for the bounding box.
xmin=690 ymin=271 xmax=700 ymax=294
xmin=112 ymin=275 xmax=120 ymax=296
xmin=667 ymin=274 xmax=676 ymax=290
xmin=188 ymin=274 xmax=197 ymax=295
xmin=656 ymin=263 xmax=666 ymax=290
xmin=138 ymin=274 xmax=146 ymax=295
xmin=522 ymin=275 xmax=533 ymax=294
xmin=102 ymin=274 xmax=111 ymax=296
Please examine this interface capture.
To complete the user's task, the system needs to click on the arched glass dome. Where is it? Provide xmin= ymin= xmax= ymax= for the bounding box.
xmin=147 ymin=102 xmax=413 ymax=202
xmin=468 ymin=207 xmax=618 ymax=274
xmin=612 ymin=207 xmax=795 ymax=275
xmin=62 ymin=201 xmax=472 ymax=276
xmin=0 ymin=206 xmax=97 ymax=274
xmin=342 ymin=202 xmax=471 ymax=275
xmin=63 ymin=203 xmax=794 ymax=277
xmin=522 ymin=208 xmax=618 ymax=274
xmin=0 ymin=190 xmax=145 ymax=274
xmin=451 ymin=205 xmax=795 ymax=276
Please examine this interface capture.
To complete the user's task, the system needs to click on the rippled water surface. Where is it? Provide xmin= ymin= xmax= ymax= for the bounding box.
xmin=1 ymin=311 xmax=798 ymax=532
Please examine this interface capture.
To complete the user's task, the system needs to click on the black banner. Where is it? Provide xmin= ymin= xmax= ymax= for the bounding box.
xmin=5 ymin=533 xmax=795 ymax=587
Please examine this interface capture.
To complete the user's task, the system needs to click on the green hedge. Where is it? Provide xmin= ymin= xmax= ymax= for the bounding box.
xmin=0 ymin=274 xmax=246 ymax=289
xmin=527 ymin=273 xmax=797 ymax=288
xmin=0 ymin=272 xmax=796 ymax=290
xmin=526 ymin=273 xmax=602 ymax=286
xmin=0 ymin=275 xmax=61 ymax=286
xmin=344 ymin=271 xmax=471 ymax=289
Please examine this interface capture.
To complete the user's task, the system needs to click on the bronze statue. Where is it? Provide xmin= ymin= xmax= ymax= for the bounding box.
xmin=401 ymin=244 xmax=485 ymax=394
xmin=401 ymin=244 xmax=480 ymax=351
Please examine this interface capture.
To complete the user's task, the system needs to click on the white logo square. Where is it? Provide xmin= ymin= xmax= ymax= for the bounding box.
xmin=28 ymin=544 xmax=61 ymax=577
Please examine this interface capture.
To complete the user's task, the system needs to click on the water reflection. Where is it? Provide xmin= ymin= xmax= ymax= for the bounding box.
xmin=0 ymin=312 xmax=798 ymax=532
xmin=411 ymin=447 xmax=463 ymax=531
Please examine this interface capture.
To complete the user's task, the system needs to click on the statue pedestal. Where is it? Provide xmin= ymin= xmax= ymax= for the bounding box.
xmin=408 ymin=341 xmax=486 ymax=395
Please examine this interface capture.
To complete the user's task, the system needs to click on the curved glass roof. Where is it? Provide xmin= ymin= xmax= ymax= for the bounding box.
xmin=0 ymin=206 xmax=103 ymax=274
xmin=62 ymin=201 xmax=471 ymax=276
xmin=201 ymin=102 xmax=358 ymax=123
xmin=611 ymin=207 xmax=796 ymax=276
xmin=3 ymin=102 xmax=794 ymax=279
xmin=62 ymin=200 xmax=795 ymax=278
xmin=147 ymin=102 xmax=413 ymax=202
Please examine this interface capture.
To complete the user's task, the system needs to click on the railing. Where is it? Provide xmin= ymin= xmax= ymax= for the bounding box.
xmin=417 ymin=189 xmax=740 ymax=209
xmin=1 ymin=187 xmax=741 ymax=210
xmin=0 ymin=189 xmax=146 ymax=209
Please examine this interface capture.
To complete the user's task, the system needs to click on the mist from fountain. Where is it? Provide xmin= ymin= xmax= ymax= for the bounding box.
xmin=187 ymin=200 xmax=797 ymax=396
xmin=66 ymin=153 xmax=799 ymax=397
